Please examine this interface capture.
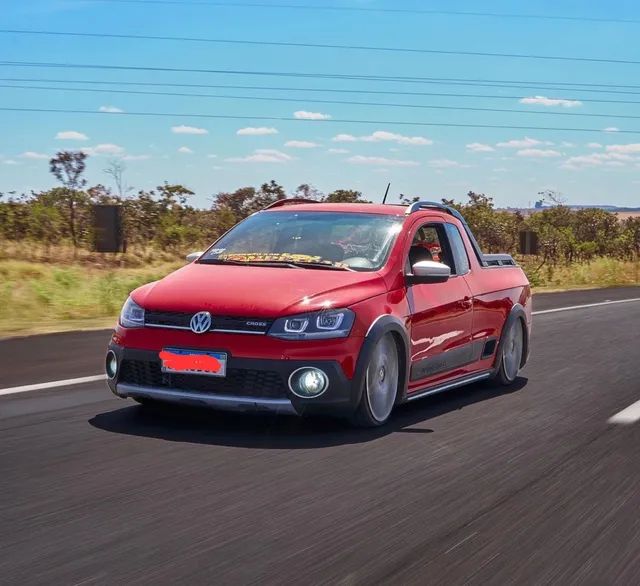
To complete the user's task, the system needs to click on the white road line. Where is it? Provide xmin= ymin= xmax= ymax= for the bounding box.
xmin=0 ymin=374 xmax=107 ymax=397
xmin=608 ymin=400 xmax=640 ymax=425
xmin=533 ymin=297 xmax=640 ymax=315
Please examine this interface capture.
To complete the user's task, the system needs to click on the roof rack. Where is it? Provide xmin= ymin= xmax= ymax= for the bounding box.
xmin=263 ymin=198 xmax=319 ymax=210
xmin=405 ymin=200 xmax=464 ymax=221
xmin=406 ymin=200 xmax=486 ymax=266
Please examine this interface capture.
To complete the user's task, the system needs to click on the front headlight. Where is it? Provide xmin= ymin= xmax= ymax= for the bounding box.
xmin=119 ymin=296 xmax=145 ymax=328
xmin=268 ymin=309 xmax=355 ymax=340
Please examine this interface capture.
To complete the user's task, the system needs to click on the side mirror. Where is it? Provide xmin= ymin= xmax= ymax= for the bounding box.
xmin=407 ymin=260 xmax=451 ymax=284
xmin=186 ymin=251 xmax=204 ymax=263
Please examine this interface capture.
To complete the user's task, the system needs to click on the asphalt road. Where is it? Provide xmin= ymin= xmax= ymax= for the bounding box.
xmin=1 ymin=287 xmax=639 ymax=584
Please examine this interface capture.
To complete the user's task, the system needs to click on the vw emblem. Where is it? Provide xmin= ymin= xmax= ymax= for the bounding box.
xmin=190 ymin=311 xmax=212 ymax=334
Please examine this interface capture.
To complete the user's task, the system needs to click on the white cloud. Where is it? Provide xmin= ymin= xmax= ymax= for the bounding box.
xmin=496 ymin=136 xmax=549 ymax=148
xmin=561 ymin=141 xmax=575 ymax=148
xmin=328 ymin=148 xmax=349 ymax=154
xmin=332 ymin=130 xmax=431 ymax=145
xmin=177 ymin=146 xmax=194 ymax=154
xmin=519 ymin=96 xmax=582 ymax=108
xmin=428 ymin=159 xmax=466 ymax=169
xmin=99 ymin=105 xmax=124 ymax=113
xmin=516 ymin=148 xmax=562 ymax=158
xmin=2 ymin=159 xmax=19 ymax=165
xmin=332 ymin=133 xmax=357 ymax=142
xmin=284 ymin=140 xmax=319 ymax=148
xmin=82 ymin=143 xmax=125 ymax=156
xmin=605 ymin=143 xmax=640 ymax=154
xmin=561 ymin=151 xmax=635 ymax=169
xmin=56 ymin=130 xmax=88 ymax=141
xmin=603 ymin=127 xmax=620 ymax=132
xmin=237 ymin=127 xmax=278 ymax=136
xmin=226 ymin=149 xmax=293 ymax=163
xmin=361 ymin=130 xmax=432 ymax=145
xmin=122 ymin=154 xmax=151 ymax=161
xmin=171 ymin=125 xmax=208 ymax=135
xmin=293 ymin=111 xmax=332 ymax=120
xmin=20 ymin=151 xmax=49 ymax=160
xmin=587 ymin=142 xmax=602 ymax=149
xmin=207 ymin=154 xmax=218 ymax=158
xmin=466 ymin=142 xmax=495 ymax=152
xmin=347 ymin=155 xmax=419 ymax=167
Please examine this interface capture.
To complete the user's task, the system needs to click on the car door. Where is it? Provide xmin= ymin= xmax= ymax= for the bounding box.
xmin=405 ymin=219 xmax=475 ymax=389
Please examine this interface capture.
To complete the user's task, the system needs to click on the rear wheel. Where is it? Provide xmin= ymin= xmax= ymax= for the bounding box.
xmin=495 ymin=318 xmax=524 ymax=385
xmin=352 ymin=333 xmax=399 ymax=427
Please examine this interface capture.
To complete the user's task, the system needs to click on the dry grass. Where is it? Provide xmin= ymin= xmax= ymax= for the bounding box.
xmin=0 ymin=259 xmax=181 ymax=337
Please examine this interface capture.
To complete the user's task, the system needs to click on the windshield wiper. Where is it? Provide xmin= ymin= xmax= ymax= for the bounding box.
xmin=283 ymin=261 xmax=353 ymax=271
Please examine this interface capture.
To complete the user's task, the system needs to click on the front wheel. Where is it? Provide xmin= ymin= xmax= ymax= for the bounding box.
xmin=352 ymin=333 xmax=399 ymax=427
xmin=495 ymin=318 xmax=524 ymax=385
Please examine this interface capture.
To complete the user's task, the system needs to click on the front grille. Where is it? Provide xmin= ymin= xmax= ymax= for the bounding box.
xmin=144 ymin=311 xmax=272 ymax=334
xmin=119 ymin=359 xmax=288 ymax=399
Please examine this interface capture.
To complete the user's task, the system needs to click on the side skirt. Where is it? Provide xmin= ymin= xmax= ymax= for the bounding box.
xmin=404 ymin=370 xmax=493 ymax=403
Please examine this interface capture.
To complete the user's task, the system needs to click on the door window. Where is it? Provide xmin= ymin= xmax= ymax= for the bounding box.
xmin=406 ymin=223 xmax=455 ymax=273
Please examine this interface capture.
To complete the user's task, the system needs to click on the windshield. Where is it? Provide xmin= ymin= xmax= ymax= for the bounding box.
xmin=200 ymin=211 xmax=403 ymax=271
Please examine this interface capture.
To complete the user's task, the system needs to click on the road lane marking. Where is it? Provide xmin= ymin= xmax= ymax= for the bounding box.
xmin=533 ymin=297 xmax=640 ymax=315
xmin=608 ymin=400 xmax=640 ymax=425
xmin=0 ymin=375 xmax=107 ymax=397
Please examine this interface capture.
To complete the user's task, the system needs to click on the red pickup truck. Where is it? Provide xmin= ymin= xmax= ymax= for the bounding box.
xmin=106 ymin=199 xmax=531 ymax=426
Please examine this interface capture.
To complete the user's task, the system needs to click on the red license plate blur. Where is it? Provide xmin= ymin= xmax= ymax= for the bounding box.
xmin=159 ymin=348 xmax=227 ymax=377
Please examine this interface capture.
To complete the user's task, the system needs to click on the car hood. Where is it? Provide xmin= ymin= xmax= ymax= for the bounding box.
xmin=132 ymin=262 xmax=387 ymax=317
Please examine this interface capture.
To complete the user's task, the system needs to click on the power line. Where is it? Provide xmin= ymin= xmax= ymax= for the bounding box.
xmin=3 ymin=61 xmax=640 ymax=95
xmin=2 ymin=29 xmax=640 ymax=66
xmin=4 ymin=83 xmax=640 ymax=120
xmin=80 ymin=1 xmax=640 ymax=25
xmin=1 ymin=106 xmax=638 ymax=134
xmin=6 ymin=76 xmax=640 ymax=104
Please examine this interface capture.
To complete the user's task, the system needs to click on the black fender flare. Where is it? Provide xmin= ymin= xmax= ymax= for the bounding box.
xmin=494 ymin=303 xmax=530 ymax=372
xmin=350 ymin=315 xmax=411 ymax=410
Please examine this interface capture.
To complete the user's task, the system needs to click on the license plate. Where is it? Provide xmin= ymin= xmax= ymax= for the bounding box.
xmin=159 ymin=348 xmax=227 ymax=377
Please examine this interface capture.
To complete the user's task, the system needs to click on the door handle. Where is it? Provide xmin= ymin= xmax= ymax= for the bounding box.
xmin=460 ymin=297 xmax=473 ymax=309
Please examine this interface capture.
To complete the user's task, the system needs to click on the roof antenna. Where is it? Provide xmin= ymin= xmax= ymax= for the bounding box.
xmin=382 ymin=182 xmax=391 ymax=204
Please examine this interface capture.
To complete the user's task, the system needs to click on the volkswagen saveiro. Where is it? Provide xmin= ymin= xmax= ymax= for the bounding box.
xmin=105 ymin=199 xmax=531 ymax=426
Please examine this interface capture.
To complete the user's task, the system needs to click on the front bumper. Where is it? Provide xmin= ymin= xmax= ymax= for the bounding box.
xmin=107 ymin=343 xmax=356 ymax=417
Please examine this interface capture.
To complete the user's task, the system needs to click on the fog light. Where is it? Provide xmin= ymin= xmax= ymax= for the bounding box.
xmin=288 ymin=367 xmax=329 ymax=398
xmin=106 ymin=350 xmax=118 ymax=379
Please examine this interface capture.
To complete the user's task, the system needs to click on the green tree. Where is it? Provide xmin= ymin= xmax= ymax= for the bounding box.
xmin=324 ymin=189 xmax=369 ymax=203
xmin=49 ymin=151 xmax=89 ymax=248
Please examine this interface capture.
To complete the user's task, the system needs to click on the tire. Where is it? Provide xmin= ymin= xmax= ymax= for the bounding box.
xmin=352 ymin=333 xmax=400 ymax=427
xmin=495 ymin=318 xmax=524 ymax=385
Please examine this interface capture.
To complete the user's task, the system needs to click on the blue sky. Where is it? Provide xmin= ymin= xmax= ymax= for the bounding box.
xmin=1 ymin=0 xmax=640 ymax=208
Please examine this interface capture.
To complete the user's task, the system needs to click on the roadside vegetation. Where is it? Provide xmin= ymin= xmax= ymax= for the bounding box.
xmin=1 ymin=151 xmax=638 ymax=336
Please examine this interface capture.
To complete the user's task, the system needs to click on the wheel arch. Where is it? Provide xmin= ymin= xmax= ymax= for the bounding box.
xmin=351 ymin=314 xmax=411 ymax=410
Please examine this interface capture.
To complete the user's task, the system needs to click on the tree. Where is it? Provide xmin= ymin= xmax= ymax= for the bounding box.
xmin=293 ymin=183 xmax=323 ymax=200
xmin=49 ymin=151 xmax=89 ymax=248
xmin=212 ymin=180 xmax=286 ymax=218
xmin=399 ymin=194 xmax=420 ymax=205
xmin=104 ymin=160 xmax=130 ymax=198
xmin=537 ymin=189 xmax=567 ymax=206
xmin=324 ymin=189 xmax=369 ymax=203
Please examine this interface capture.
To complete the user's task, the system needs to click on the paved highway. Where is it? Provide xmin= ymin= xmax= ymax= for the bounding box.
xmin=1 ymin=287 xmax=639 ymax=584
